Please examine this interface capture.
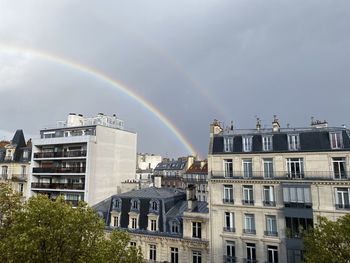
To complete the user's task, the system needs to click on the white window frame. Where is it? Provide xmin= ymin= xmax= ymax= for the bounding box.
xmin=224 ymin=137 xmax=234 ymax=152
xmin=226 ymin=241 xmax=235 ymax=259
xmin=332 ymin=157 xmax=347 ymax=179
xmin=223 ymin=185 xmax=234 ymax=203
xmin=243 ymin=136 xmax=253 ymax=152
xmin=263 ymin=186 xmax=275 ymax=205
xmin=242 ymin=158 xmax=253 ymax=178
xmin=288 ymin=134 xmax=300 ymax=151
xmin=263 ymin=158 xmax=274 ymax=178
xmin=192 ymin=251 xmax=202 ymax=263
xmin=286 ymin=158 xmax=304 ymax=178
xmin=266 ymin=215 xmax=277 ymax=234
xmin=224 ymin=159 xmax=233 ymax=178
xmin=330 ymin=132 xmax=343 ymax=149
xmin=262 ymin=135 xmax=273 ymax=151
xmin=171 ymin=247 xmax=179 ymax=263
xmin=192 ymin=222 xmax=202 ymax=239
xmin=246 ymin=243 xmax=256 ymax=261
xmin=243 ymin=185 xmax=254 ymax=204
xmin=149 ymin=244 xmax=157 ymax=261
xmin=336 ymin=188 xmax=350 ymax=209
xmin=267 ymin=245 xmax=279 ymax=263
xmin=224 ymin=212 xmax=235 ymax=231
xmin=244 ymin=214 xmax=255 ymax=233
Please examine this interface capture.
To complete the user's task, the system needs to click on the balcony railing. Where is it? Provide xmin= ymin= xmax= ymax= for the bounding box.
xmin=243 ymin=229 xmax=256 ymax=235
xmin=211 ymin=171 xmax=350 ymax=181
xmin=34 ymin=151 xmax=87 ymax=159
xmin=223 ymin=198 xmax=234 ymax=204
xmin=263 ymin=200 xmax=276 ymax=207
xmin=31 ymin=182 xmax=85 ymax=190
xmin=223 ymin=227 xmax=236 ymax=232
xmin=224 ymin=255 xmax=236 ymax=263
xmin=264 ymin=230 xmax=278 ymax=237
xmin=32 ymin=167 xmax=86 ymax=173
xmin=335 ymin=203 xmax=350 ymax=210
xmin=242 ymin=200 xmax=254 ymax=206
xmin=284 ymin=202 xmax=312 ymax=209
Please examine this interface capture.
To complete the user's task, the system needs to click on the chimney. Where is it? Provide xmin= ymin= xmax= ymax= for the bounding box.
xmin=256 ymin=117 xmax=261 ymax=131
xmin=311 ymin=117 xmax=328 ymax=129
xmin=272 ymin=115 xmax=280 ymax=132
xmin=186 ymin=184 xmax=197 ymax=211
xmin=210 ymin=119 xmax=223 ymax=137
xmin=154 ymin=176 xmax=162 ymax=188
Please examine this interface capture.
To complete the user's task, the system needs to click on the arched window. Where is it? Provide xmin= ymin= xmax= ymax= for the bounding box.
xmin=130 ymin=199 xmax=140 ymax=211
xmin=170 ymin=220 xmax=180 ymax=234
xmin=149 ymin=199 xmax=160 ymax=213
xmin=112 ymin=198 xmax=121 ymax=210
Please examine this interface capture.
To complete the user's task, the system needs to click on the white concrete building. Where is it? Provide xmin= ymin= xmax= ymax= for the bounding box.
xmin=208 ymin=118 xmax=350 ymax=263
xmin=137 ymin=153 xmax=162 ymax=171
xmin=28 ymin=113 xmax=137 ymax=206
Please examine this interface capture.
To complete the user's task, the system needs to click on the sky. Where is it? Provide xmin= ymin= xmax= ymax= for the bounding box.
xmin=0 ymin=0 xmax=349 ymax=158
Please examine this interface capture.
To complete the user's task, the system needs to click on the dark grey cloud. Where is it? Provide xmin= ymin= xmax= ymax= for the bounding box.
xmin=1 ymin=0 xmax=350 ymax=157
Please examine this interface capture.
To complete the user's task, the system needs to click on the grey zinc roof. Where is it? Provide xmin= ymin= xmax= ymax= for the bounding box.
xmin=154 ymin=160 xmax=187 ymax=171
xmin=166 ymin=201 xmax=209 ymax=219
xmin=116 ymin=187 xmax=185 ymax=199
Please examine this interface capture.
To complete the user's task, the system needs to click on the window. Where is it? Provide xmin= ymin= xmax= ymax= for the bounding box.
xmin=287 ymin=249 xmax=304 ymax=263
xmin=224 ymin=137 xmax=234 ymax=152
xmin=131 ymin=199 xmax=140 ymax=211
xmin=243 ymin=159 xmax=253 ymax=178
xmin=244 ymin=214 xmax=256 ymax=234
xmin=170 ymin=220 xmax=180 ymax=233
xmin=130 ymin=242 xmax=136 ymax=247
xmin=263 ymin=186 xmax=275 ymax=206
xmin=131 ymin=218 xmax=137 ymax=229
xmin=113 ymin=198 xmax=121 ymax=210
xmin=224 ymin=159 xmax=233 ymax=177
xmin=1 ymin=166 xmax=8 ymax=177
xmin=192 ymin=222 xmax=202 ymax=238
xmin=192 ymin=251 xmax=202 ymax=263
xmin=224 ymin=212 xmax=235 ymax=232
xmin=283 ymin=187 xmax=311 ymax=208
xmin=267 ymin=246 xmax=279 ymax=263
xmin=246 ymin=243 xmax=256 ymax=262
xmin=288 ymin=134 xmax=300 ymax=151
xmin=336 ymin=188 xmax=350 ymax=209
xmin=171 ymin=247 xmax=179 ymax=263
xmin=263 ymin=158 xmax=274 ymax=178
xmin=150 ymin=219 xmax=157 ymax=231
xmin=149 ymin=244 xmax=157 ymax=261
xmin=262 ymin=136 xmax=273 ymax=151
xmin=21 ymin=165 xmax=26 ymax=175
xmin=18 ymin=183 xmax=24 ymax=195
xmin=286 ymin=158 xmax=304 ymax=178
xmin=243 ymin=136 xmax=253 ymax=152
xmin=330 ymin=132 xmax=343 ymax=149
xmin=223 ymin=185 xmax=234 ymax=203
xmin=150 ymin=200 xmax=159 ymax=212
xmin=22 ymin=150 xmax=29 ymax=159
xmin=226 ymin=241 xmax=235 ymax=263
xmin=285 ymin=217 xmax=313 ymax=238
xmin=112 ymin=216 xmax=119 ymax=227
xmin=333 ymin=157 xmax=347 ymax=179
xmin=265 ymin=215 xmax=278 ymax=236
xmin=243 ymin=185 xmax=254 ymax=205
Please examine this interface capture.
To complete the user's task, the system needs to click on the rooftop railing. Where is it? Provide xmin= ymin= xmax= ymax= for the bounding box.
xmin=211 ymin=171 xmax=349 ymax=181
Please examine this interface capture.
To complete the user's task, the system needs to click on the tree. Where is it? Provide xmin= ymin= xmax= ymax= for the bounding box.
xmin=304 ymin=215 xmax=350 ymax=263
xmin=0 ymin=193 xmax=143 ymax=263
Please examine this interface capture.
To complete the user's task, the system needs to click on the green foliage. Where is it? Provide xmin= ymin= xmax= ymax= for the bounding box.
xmin=304 ymin=215 xmax=350 ymax=263
xmin=0 ymin=187 xmax=144 ymax=263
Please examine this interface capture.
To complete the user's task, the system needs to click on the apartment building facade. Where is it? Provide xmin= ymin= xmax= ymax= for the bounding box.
xmin=28 ymin=113 xmax=137 ymax=206
xmin=208 ymin=118 xmax=350 ymax=263
xmin=183 ymin=161 xmax=208 ymax=202
xmin=95 ymin=179 xmax=210 ymax=263
xmin=0 ymin=130 xmax=31 ymax=199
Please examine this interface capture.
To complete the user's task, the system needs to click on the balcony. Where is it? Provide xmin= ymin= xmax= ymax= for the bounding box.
xmin=34 ymin=151 xmax=87 ymax=159
xmin=243 ymin=229 xmax=256 ymax=235
xmin=31 ymin=182 xmax=85 ymax=190
xmin=335 ymin=203 xmax=350 ymax=210
xmin=211 ymin=171 xmax=350 ymax=181
xmin=284 ymin=202 xmax=312 ymax=209
xmin=223 ymin=198 xmax=234 ymax=204
xmin=263 ymin=200 xmax=276 ymax=207
xmin=224 ymin=255 xmax=236 ymax=263
xmin=223 ymin=227 xmax=236 ymax=232
xmin=264 ymin=230 xmax=278 ymax=237
xmin=32 ymin=167 xmax=86 ymax=174
xmin=242 ymin=200 xmax=254 ymax=206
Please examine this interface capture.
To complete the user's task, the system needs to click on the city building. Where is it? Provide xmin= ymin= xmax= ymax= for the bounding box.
xmin=0 ymin=130 xmax=31 ymax=199
xmin=95 ymin=177 xmax=210 ymax=263
xmin=136 ymin=153 xmax=162 ymax=188
xmin=154 ymin=156 xmax=195 ymax=188
xmin=208 ymin=118 xmax=350 ymax=263
xmin=28 ymin=113 xmax=137 ymax=206
xmin=183 ymin=160 xmax=208 ymax=202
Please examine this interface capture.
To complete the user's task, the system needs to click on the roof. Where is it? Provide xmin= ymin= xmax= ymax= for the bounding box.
xmin=0 ymin=141 xmax=10 ymax=148
xmin=166 ymin=201 xmax=209 ymax=219
xmin=11 ymin=130 xmax=26 ymax=148
xmin=115 ymin=186 xmax=185 ymax=199
xmin=211 ymin=127 xmax=350 ymax=154
xmin=154 ymin=160 xmax=187 ymax=171
xmin=185 ymin=161 xmax=208 ymax=174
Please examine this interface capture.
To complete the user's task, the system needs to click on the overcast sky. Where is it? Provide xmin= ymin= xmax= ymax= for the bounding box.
xmin=0 ymin=0 xmax=349 ymax=158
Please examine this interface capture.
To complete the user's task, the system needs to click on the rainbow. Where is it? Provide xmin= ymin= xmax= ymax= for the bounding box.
xmin=0 ymin=44 xmax=198 ymax=156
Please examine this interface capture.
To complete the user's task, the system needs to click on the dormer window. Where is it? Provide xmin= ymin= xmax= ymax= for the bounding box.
xmin=242 ymin=136 xmax=253 ymax=152
xmin=262 ymin=136 xmax=273 ymax=151
xmin=170 ymin=220 xmax=180 ymax=234
xmin=149 ymin=199 xmax=159 ymax=213
xmin=224 ymin=137 xmax=234 ymax=152
xmin=112 ymin=198 xmax=121 ymax=210
xmin=288 ymin=134 xmax=300 ymax=151
xmin=330 ymin=132 xmax=343 ymax=149
xmin=22 ymin=150 xmax=29 ymax=159
xmin=131 ymin=199 xmax=140 ymax=211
